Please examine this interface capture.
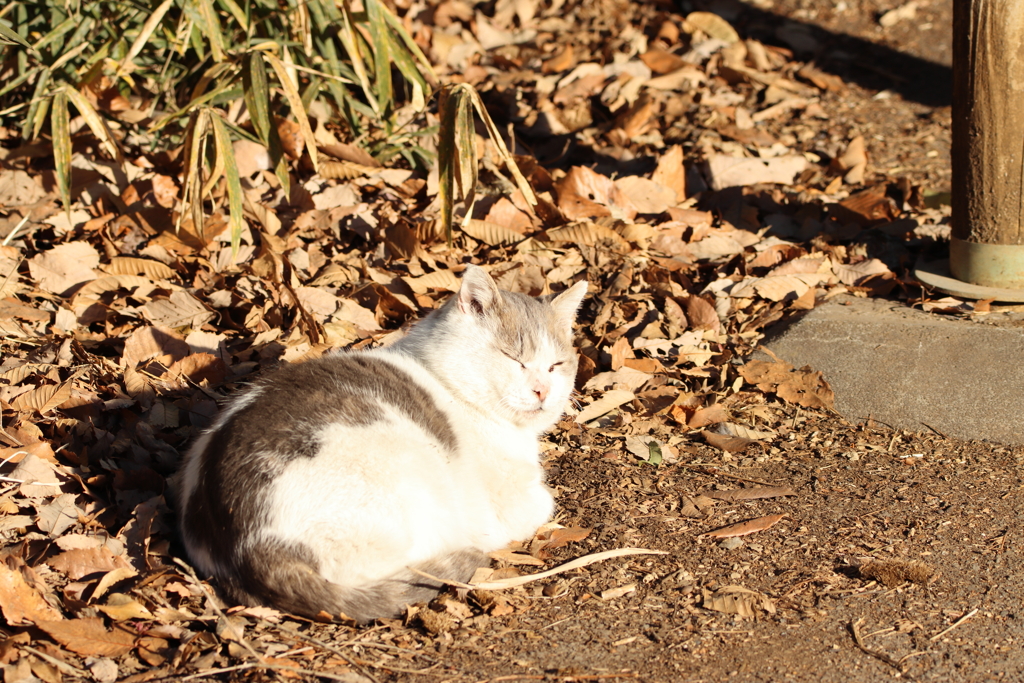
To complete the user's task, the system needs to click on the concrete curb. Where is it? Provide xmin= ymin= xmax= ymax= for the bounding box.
xmin=753 ymin=295 xmax=1024 ymax=444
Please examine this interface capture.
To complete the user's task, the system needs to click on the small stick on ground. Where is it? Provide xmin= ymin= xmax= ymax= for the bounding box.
xmin=267 ymin=620 xmax=384 ymax=682
xmin=930 ymin=608 xmax=979 ymax=642
xmin=920 ymin=421 xmax=947 ymax=438
xmin=172 ymin=558 xmax=261 ymax=661
xmin=19 ymin=645 xmax=88 ymax=677
xmin=849 ymin=618 xmax=914 ymax=679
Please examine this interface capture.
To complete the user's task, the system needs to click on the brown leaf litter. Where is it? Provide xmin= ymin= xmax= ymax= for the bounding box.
xmin=0 ymin=0 xmax=984 ymax=679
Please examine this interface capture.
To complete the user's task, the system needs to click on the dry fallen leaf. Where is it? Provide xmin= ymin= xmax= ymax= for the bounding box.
xmin=684 ymin=295 xmax=720 ymax=332
xmin=122 ymin=326 xmax=191 ymax=367
xmin=538 ymin=526 xmax=592 ymax=551
xmin=151 ymin=174 xmax=179 ymax=208
xmin=142 ymin=291 xmax=215 ymax=329
xmin=93 ymin=568 xmax=140 ymax=602
xmin=0 ymin=561 xmax=63 ymax=625
xmin=490 ymin=548 xmax=546 ymax=567
xmin=9 ymin=454 xmax=64 ymax=498
xmin=34 ymin=493 xmax=83 ymax=536
xmin=576 ymin=389 xmax=635 ymax=423
xmin=461 ymin=219 xmax=526 ymax=246
xmin=704 ymin=154 xmax=808 ymax=191
xmin=702 ymin=585 xmax=775 ymax=616
xmin=544 ymin=222 xmax=629 ymax=252
xmin=542 ymin=44 xmax=575 ymax=74
xmin=28 ymin=242 xmax=100 ymax=296
xmin=37 ymin=618 xmax=136 ymax=658
xmin=47 ymin=547 xmax=132 ymax=580
xmin=0 ymin=442 xmax=56 ymax=465
xmin=614 ymin=176 xmax=677 ymax=215
xmin=555 ymin=167 xmax=638 ymax=220
xmin=163 ymin=353 xmax=228 ymax=388
xmin=685 ymin=11 xmax=740 ymax=43
xmin=688 ymin=404 xmax=728 ymax=428
xmin=701 ymin=514 xmax=786 ymax=539
xmin=833 ymin=258 xmax=892 ymax=286
xmin=652 ymin=145 xmax=688 ymax=203
xmin=833 ymin=186 xmax=899 ymax=226
xmin=102 ymin=257 xmax=176 ymax=280
xmin=777 ymin=367 xmax=835 ymax=411
xmin=702 ymin=430 xmax=755 ymax=453
xmin=98 ymin=593 xmax=153 ymax=621
xmin=738 ymin=359 xmax=794 ymax=388
xmin=10 ymin=381 xmax=73 ymax=415
xmin=640 ymin=49 xmax=691 ymax=75
xmin=833 ymin=135 xmax=867 ymax=184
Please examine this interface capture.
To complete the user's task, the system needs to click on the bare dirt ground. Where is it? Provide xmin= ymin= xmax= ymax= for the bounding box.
xmin=5 ymin=0 xmax=1021 ymax=681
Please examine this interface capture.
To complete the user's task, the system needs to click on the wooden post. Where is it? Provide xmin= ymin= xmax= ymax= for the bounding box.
xmin=950 ymin=0 xmax=1024 ymax=288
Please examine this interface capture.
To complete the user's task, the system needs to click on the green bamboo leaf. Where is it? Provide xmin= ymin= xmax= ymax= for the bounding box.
xmin=437 ymin=87 xmax=460 ymax=244
xmin=64 ymin=87 xmax=125 ymax=166
xmin=436 ymin=83 xmax=535 ymax=243
xmin=31 ymin=98 xmax=51 ymax=143
xmin=192 ymin=0 xmax=225 ymax=62
xmin=117 ymin=0 xmax=176 ymax=79
xmin=65 ymin=15 xmax=94 ymax=53
xmin=263 ymin=51 xmax=319 ymax=173
xmin=51 ymin=90 xmax=72 ymax=220
xmin=243 ymin=52 xmax=272 ymax=143
xmin=379 ymin=2 xmax=437 ymax=85
xmin=183 ymin=11 xmax=207 ymax=61
xmin=337 ymin=0 xmax=378 ymax=115
xmin=215 ymin=0 xmax=248 ymax=31
xmin=201 ymin=124 xmax=226 ymax=199
xmin=386 ymin=29 xmax=428 ymax=110
xmin=33 ymin=16 xmax=76 ymax=52
xmin=454 ymin=91 xmax=477 ymax=229
xmin=365 ymin=0 xmax=392 ymax=117
xmin=0 ymin=19 xmax=33 ymax=50
xmin=50 ymin=40 xmax=90 ymax=71
xmin=242 ymin=51 xmax=290 ymax=194
xmin=151 ymin=78 xmax=238 ymax=131
xmin=22 ymin=67 xmax=51 ymax=141
xmin=210 ymin=113 xmax=246 ymax=259
xmin=0 ymin=67 xmax=38 ymax=100
xmin=306 ymin=0 xmax=340 ymax=31
xmin=178 ymin=109 xmax=212 ymax=237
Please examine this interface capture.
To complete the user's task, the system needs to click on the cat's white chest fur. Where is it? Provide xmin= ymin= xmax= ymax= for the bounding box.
xmin=177 ymin=265 xmax=587 ymax=621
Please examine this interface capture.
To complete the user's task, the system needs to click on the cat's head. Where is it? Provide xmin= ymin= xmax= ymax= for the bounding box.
xmin=419 ymin=266 xmax=588 ymax=431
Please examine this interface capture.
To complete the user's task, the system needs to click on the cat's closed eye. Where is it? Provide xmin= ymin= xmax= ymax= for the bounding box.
xmin=548 ymin=362 xmax=564 ymax=372
xmin=501 ymin=350 xmax=525 ymax=368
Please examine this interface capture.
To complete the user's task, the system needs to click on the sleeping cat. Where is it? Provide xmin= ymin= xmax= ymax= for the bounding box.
xmin=176 ymin=265 xmax=588 ymax=621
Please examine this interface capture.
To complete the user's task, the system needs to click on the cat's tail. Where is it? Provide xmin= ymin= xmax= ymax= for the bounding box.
xmin=219 ymin=539 xmax=487 ymax=623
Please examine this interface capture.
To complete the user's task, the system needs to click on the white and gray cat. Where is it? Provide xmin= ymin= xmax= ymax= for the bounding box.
xmin=176 ymin=266 xmax=588 ymax=621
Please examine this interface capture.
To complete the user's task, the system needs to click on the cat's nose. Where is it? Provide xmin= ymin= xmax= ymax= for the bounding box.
xmin=533 ymin=383 xmax=549 ymax=402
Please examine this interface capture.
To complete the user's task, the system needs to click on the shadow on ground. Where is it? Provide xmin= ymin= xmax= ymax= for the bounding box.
xmin=683 ymin=0 xmax=952 ymax=107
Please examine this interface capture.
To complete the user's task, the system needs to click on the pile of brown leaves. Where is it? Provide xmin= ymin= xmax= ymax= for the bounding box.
xmin=0 ymin=0 xmax=955 ymax=680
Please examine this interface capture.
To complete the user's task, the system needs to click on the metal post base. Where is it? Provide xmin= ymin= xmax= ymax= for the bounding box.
xmin=949 ymin=237 xmax=1024 ymax=288
xmin=915 ymin=256 xmax=1024 ymax=302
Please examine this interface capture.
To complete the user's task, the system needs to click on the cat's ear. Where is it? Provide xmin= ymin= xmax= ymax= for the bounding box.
xmin=457 ymin=265 xmax=501 ymax=317
xmin=550 ymin=280 xmax=588 ymax=327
